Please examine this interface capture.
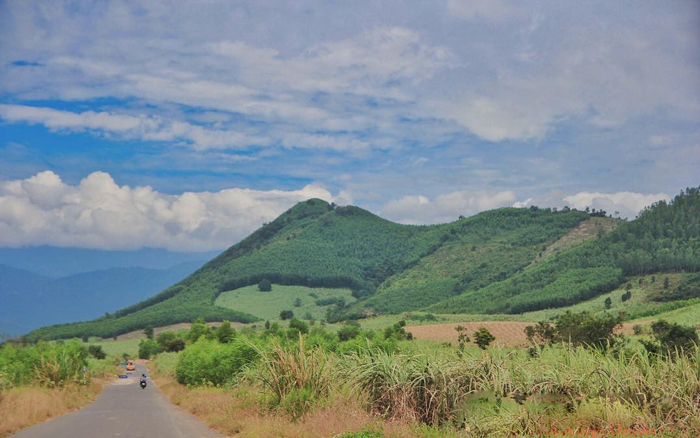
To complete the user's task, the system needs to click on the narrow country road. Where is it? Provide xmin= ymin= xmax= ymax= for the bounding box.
xmin=11 ymin=365 xmax=225 ymax=438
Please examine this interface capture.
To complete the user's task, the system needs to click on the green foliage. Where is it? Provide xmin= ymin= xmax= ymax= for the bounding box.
xmin=473 ymin=327 xmax=495 ymax=349
xmin=430 ymin=188 xmax=700 ymax=315
xmin=337 ymin=323 xmax=361 ymax=342
xmin=605 ymin=297 xmax=612 ymax=309
xmin=87 ymin=345 xmax=106 ymax=360
xmin=280 ymin=310 xmax=294 ymax=320
xmin=383 ymin=320 xmax=412 ymax=341
xmin=215 ymin=320 xmax=236 ymax=344
xmin=188 ymin=317 xmax=212 ymax=343
xmin=653 ymin=272 xmax=700 ymax=302
xmin=138 ymin=339 xmax=160 ymax=359
xmin=0 ymin=341 xmax=88 ymax=388
xmin=641 ymin=320 xmax=699 ymax=358
xmin=143 ymin=325 xmax=154 ymax=340
xmin=288 ymin=318 xmax=309 ymax=335
xmin=258 ymin=278 xmax=272 ymax=292
xmin=525 ymin=311 xmax=623 ymax=350
xmin=175 ymin=338 xmax=258 ymax=386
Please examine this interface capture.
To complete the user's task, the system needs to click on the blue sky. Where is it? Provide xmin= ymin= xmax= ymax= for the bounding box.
xmin=0 ymin=0 xmax=698 ymax=251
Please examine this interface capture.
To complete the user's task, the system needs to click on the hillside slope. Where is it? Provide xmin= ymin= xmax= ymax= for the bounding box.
xmin=26 ymin=188 xmax=698 ymax=340
xmin=428 ymin=188 xmax=700 ymax=314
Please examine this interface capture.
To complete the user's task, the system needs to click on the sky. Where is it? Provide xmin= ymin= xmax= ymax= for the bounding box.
xmin=0 ymin=0 xmax=698 ymax=252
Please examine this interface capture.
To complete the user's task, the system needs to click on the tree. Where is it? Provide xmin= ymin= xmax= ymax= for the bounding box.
xmin=280 ymin=310 xmax=294 ymax=320
xmin=288 ymin=318 xmax=309 ymax=335
xmin=663 ymin=277 xmax=670 ymax=289
xmin=294 ymin=298 xmax=302 ymax=307
xmin=144 ymin=325 xmax=154 ymax=340
xmin=88 ymin=345 xmax=106 ymax=360
xmin=455 ymin=325 xmax=470 ymax=352
xmin=642 ymin=320 xmax=699 ymax=358
xmin=188 ymin=317 xmax=211 ymax=343
xmin=264 ymin=320 xmax=271 ymax=330
xmin=621 ymin=291 xmax=631 ymax=302
xmin=138 ymin=339 xmax=160 ymax=359
xmin=165 ymin=338 xmax=186 ymax=352
xmin=215 ymin=320 xmax=236 ymax=344
xmin=604 ymin=297 xmax=612 ymax=309
xmin=473 ymin=327 xmax=496 ymax=350
xmin=258 ymin=279 xmax=272 ymax=292
xmin=156 ymin=331 xmax=177 ymax=350
xmin=337 ymin=323 xmax=360 ymax=341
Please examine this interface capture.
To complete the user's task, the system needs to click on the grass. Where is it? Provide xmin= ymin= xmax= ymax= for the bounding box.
xmin=215 ymin=284 xmax=355 ymax=321
xmin=520 ymin=273 xmax=691 ymax=322
xmin=0 ymin=383 xmax=104 ymax=437
xmin=89 ymin=338 xmax=142 ymax=360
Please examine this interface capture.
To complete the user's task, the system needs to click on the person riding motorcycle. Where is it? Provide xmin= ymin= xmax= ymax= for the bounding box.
xmin=139 ymin=374 xmax=147 ymax=388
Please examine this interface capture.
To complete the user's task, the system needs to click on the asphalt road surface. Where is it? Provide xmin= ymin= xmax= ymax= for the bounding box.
xmin=11 ymin=364 xmax=225 ymax=438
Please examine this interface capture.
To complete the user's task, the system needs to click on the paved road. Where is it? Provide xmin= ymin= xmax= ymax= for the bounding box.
xmin=11 ymin=364 xmax=225 ymax=438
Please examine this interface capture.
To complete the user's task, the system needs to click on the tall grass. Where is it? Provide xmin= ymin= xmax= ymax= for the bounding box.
xmin=0 ymin=341 xmax=89 ymax=389
xmin=246 ymin=335 xmax=332 ymax=421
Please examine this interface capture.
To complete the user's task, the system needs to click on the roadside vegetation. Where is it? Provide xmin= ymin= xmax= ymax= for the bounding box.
xmin=0 ymin=340 xmax=116 ymax=436
xmin=144 ymin=311 xmax=699 ymax=437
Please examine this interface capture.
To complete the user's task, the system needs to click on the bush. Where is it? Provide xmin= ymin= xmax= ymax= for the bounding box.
xmin=473 ymin=327 xmax=495 ymax=350
xmin=176 ymin=339 xmax=259 ymax=386
xmin=288 ymin=318 xmax=309 ymax=335
xmin=165 ymin=338 xmax=186 ymax=352
xmin=138 ymin=339 xmax=160 ymax=359
xmin=525 ymin=311 xmax=623 ymax=350
xmin=642 ymin=320 xmax=699 ymax=357
xmin=258 ymin=279 xmax=272 ymax=292
xmin=88 ymin=345 xmax=106 ymax=360
xmin=280 ymin=310 xmax=294 ymax=320
xmin=338 ymin=324 xmax=361 ymax=342
xmin=215 ymin=320 xmax=236 ymax=344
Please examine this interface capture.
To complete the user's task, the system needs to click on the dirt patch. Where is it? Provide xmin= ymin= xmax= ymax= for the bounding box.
xmin=408 ymin=321 xmax=644 ymax=346
xmin=407 ymin=321 xmax=533 ymax=346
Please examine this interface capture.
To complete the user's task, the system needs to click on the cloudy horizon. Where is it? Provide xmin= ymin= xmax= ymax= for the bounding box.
xmin=1 ymin=0 xmax=698 ymax=251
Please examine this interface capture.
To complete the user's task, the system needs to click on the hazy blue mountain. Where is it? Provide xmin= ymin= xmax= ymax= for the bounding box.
xmin=0 ymin=246 xmax=219 ymax=278
xmin=0 ymin=260 xmax=209 ymax=336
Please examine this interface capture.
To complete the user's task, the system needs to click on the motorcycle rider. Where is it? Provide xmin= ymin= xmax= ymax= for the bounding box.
xmin=140 ymin=374 xmax=147 ymax=387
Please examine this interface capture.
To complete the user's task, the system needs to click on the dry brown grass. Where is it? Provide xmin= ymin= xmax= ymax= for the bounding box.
xmin=0 ymin=381 xmax=104 ymax=437
xmin=152 ymin=371 xmax=430 ymax=437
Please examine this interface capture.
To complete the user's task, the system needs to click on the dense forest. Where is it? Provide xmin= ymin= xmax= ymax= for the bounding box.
xmin=429 ymin=188 xmax=700 ymax=314
xmin=25 ymin=188 xmax=699 ymax=340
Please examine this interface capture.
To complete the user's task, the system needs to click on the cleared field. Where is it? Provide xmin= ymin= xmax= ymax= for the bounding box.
xmin=406 ymin=321 xmax=533 ymax=346
xmin=215 ymin=284 xmax=355 ymax=321
xmin=407 ymin=321 xmax=642 ymax=346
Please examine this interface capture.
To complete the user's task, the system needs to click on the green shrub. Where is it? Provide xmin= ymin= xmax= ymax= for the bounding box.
xmin=138 ymin=339 xmax=160 ymax=359
xmin=258 ymin=279 xmax=272 ymax=292
xmin=88 ymin=345 xmax=106 ymax=360
xmin=176 ymin=339 xmax=258 ymax=386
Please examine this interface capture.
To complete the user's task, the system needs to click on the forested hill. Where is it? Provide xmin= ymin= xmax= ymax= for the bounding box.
xmin=26 ymin=188 xmax=698 ymax=340
xmin=428 ymin=187 xmax=700 ymax=314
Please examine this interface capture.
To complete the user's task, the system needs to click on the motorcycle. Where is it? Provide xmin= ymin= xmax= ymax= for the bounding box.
xmin=140 ymin=380 xmax=147 ymax=389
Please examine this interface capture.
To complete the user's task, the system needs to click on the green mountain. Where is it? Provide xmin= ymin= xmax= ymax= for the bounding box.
xmin=26 ymin=188 xmax=699 ymax=341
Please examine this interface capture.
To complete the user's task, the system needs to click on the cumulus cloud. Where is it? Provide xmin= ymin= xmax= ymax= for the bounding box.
xmin=380 ymin=190 xmax=516 ymax=224
xmin=0 ymin=171 xmax=344 ymax=251
xmin=513 ymin=191 xmax=671 ymax=219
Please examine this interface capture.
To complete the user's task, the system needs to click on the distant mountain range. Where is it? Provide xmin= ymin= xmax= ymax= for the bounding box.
xmin=0 ymin=260 xmax=209 ymax=335
xmin=0 ymin=247 xmax=219 ymax=278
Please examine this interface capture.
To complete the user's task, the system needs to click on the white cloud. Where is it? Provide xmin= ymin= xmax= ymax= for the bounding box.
xmin=381 ymin=190 xmax=516 ymax=224
xmin=447 ymin=0 xmax=520 ymax=22
xmin=0 ymin=104 xmax=270 ymax=150
xmin=0 ymin=171 xmax=342 ymax=251
xmin=513 ymin=190 xmax=671 ymax=219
